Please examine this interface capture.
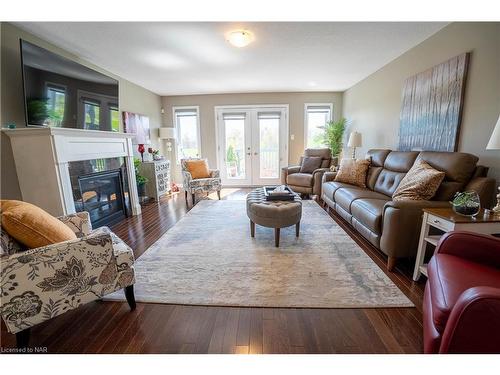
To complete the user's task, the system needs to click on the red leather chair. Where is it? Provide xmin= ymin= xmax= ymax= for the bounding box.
xmin=424 ymin=231 xmax=500 ymax=353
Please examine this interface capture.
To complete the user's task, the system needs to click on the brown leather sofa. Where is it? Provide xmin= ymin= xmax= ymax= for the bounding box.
xmin=321 ymin=149 xmax=496 ymax=271
xmin=281 ymin=148 xmax=333 ymax=196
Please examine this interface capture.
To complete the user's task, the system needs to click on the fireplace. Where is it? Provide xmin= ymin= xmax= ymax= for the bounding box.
xmin=69 ymin=158 xmax=130 ymax=227
xmin=77 ymin=170 xmax=127 ymax=227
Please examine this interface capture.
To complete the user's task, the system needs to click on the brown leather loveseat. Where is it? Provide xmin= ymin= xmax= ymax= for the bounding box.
xmin=321 ymin=149 xmax=496 ymax=271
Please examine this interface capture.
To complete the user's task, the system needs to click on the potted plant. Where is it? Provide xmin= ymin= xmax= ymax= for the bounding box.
xmin=134 ymin=157 xmax=148 ymax=197
xmin=451 ymin=191 xmax=481 ymax=217
xmin=319 ymin=118 xmax=346 ymax=168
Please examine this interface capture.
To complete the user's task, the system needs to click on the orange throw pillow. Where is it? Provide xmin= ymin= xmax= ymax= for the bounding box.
xmin=0 ymin=200 xmax=77 ymax=249
xmin=185 ymin=159 xmax=211 ymax=179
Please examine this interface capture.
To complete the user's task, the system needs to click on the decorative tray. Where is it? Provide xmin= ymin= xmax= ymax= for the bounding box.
xmin=263 ymin=186 xmax=297 ymax=201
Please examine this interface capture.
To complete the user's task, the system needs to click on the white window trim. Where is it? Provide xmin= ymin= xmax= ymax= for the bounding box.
xmin=172 ymin=105 xmax=201 ymax=165
xmin=304 ymin=103 xmax=333 ymax=149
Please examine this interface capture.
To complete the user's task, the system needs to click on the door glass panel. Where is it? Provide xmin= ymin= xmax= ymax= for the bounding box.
xmin=224 ymin=115 xmax=246 ymax=179
xmin=258 ymin=114 xmax=280 ymax=179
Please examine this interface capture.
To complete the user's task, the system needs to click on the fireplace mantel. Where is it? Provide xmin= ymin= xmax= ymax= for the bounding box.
xmin=3 ymin=127 xmax=141 ymax=217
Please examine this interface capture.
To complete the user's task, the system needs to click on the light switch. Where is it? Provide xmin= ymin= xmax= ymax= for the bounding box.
xmin=290 ymin=134 xmax=295 ymax=140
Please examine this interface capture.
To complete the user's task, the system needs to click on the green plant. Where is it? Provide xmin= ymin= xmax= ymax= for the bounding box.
xmin=226 ymin=144 xmax=237 ymax=163
xmin=27 ymin=98 xmax=49 ymax=125
xmin=318 ymin=118 xmax=346 ymax=158
xmin=133 ymin=157 xmax=148 ymax=186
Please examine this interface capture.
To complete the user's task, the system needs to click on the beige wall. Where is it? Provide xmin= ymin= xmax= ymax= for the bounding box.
xmin=0 ymin=22 xmax=163 ymax=199
xmin=343 ymin=22 xmax=500 ymax=182
xmin=162 ymin=92 xmax=342 ymax=181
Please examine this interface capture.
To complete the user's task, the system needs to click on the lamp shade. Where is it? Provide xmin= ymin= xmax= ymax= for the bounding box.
xmin=347 ymin=131 xmax=362 ymax=148
xmin=159 ymin=127 xmax=176 ymax=140
xmin=486 ymin=115 xmax=500 ymax=150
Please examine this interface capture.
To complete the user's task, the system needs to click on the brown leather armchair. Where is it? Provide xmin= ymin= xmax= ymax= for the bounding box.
xmin=281 ymin=149 xmax=333 ymax=196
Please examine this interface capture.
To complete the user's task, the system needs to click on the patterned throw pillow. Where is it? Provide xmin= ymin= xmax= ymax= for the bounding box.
xmin=299 ymin=156 xmax=323 ymax=174
xmin=392 ymin=160 xmax=445 ymax=201
xmin=334 ymin=158 xmax=371 ymax=188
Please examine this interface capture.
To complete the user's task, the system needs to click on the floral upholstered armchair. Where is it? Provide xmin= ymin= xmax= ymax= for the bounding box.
xmin=0 ymin=211 xmax=136 ymax=348
xmin=181 ymin=158 xmax=222 ymax=204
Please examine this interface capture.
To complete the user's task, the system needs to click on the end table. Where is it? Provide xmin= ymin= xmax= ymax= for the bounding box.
xmin=413 ymin=207 xmax=500 ymax=281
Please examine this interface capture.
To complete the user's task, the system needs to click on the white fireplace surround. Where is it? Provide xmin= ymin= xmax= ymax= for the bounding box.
xmin=3 ymin=127 xmax=141 ymax=217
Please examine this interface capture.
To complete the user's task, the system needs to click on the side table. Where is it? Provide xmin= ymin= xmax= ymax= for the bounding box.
xmin=413 ymin=207 xmax=500 ymax=281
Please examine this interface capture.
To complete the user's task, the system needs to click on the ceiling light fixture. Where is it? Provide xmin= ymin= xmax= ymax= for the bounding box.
xmin=226 ymin=30 xmax=254 ymax=48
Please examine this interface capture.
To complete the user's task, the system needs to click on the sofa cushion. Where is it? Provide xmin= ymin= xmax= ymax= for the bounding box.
xmin=350 ymin=198 xmax=389 ymax=234
xmin=322 ymin=181 xmax=362 ymax=200
xmin=300 ymin=156 xmax=323 ymax=173
xmin=392 ymin=160 xmax=445 ymax=201
xmin=334 ymin=158 xmax=370 ymax=188
xmin=334 ymin=188 xmax=389 ymax=214
xmin=366 ymin=149 xmax=391 ymax=167
xmin=427 ymin=253 xmax=500 ymax=334
xmin=0 ymin=200 xmax=77 ymax=249
xmin=287 ymin=173 xmax=313 ymax=187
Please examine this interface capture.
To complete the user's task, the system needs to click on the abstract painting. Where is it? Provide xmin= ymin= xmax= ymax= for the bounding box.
xmin=123 ymin=111 xmax=151 ymax=145
xmin=398 ymin=53 xmax=469 ymax=152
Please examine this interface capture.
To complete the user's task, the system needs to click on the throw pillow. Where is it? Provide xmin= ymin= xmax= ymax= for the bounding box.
xmin=0 ymin=200 xmax=77 ymax=249
xmin=334 ymin=158 xmax=371 ymax=188
xmin=392 ymin=160 xmax=445 ymax=201
xmin=185 ymin=159 xmax=211 ymax=179
xmin=300 ymin=156 xmax=323 ymax=174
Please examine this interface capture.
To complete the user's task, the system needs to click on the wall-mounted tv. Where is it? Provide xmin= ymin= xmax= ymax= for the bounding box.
xmin=20 ymin=39 xmax=120 ymax=131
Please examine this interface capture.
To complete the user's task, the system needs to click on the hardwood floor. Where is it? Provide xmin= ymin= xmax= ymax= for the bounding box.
xmin=0 ymin=189 xmax=425 ymax=353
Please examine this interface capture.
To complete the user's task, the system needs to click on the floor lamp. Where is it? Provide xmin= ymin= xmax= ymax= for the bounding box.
xmin=485 ymin=115 xmax=500 ymax=217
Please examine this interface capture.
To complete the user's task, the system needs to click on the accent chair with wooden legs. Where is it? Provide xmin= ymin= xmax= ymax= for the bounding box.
xmin=181 ymin=158 xmax=222 ymax=205
xmin=0 ymin=211 xmax=136 ymax=348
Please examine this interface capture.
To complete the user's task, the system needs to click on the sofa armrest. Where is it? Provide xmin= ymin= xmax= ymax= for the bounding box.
xmin=182 ymin=170 xmax=193 ymax=190
xmin=464 ymin=176 xmax=496 ymax=209
xmin=439 ymin=286 xmax=500 ymax=353
xmin=57 ymin=211 xmax=92 ymax=237
xmin=435 ymin=231 xmax=500 ymax=268
xmin=322 ymin=171 xmax=337 ymax=183
xmin=312 ymin=168 xmax=331 ymax=196
xmin=380 ymin=200 xmax=451 ymax=258
xmin=281 ymin=166 xmax=301 ymax=184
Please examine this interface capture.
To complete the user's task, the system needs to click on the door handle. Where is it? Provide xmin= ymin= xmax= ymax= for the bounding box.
xmin=246 ymin=152 xmax=251 ymax=156
xmin=254 ymin=152 xmax=258 ymax=155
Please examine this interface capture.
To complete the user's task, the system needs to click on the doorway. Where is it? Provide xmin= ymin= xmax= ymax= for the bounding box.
xmin=215 ymin=105 xmax=289 ymax=186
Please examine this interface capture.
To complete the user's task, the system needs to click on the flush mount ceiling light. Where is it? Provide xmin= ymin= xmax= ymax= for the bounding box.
xmin=226 ymin=30 xmax=254 ymax=48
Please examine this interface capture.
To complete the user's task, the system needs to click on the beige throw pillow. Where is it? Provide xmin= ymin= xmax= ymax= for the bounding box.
xmin=334 ymin=158 xmax=371 ymax=188
xmin=392 ymin=160 xmax=445 ymax=201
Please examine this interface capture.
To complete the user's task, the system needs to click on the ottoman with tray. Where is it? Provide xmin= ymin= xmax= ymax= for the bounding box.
xmin=246 ymin=187 xmax=302 ymax=247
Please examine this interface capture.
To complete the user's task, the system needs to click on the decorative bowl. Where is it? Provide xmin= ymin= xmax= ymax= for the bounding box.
xmin=451 ymin=191 xmax=481 ymax=217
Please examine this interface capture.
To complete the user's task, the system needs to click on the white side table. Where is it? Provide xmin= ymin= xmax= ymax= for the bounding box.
xmin=413 ymin=208 xmax=500 ymax=281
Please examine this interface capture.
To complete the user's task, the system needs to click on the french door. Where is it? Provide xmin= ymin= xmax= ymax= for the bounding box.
xmin=215 ymin=106 xmax=288 ymax=186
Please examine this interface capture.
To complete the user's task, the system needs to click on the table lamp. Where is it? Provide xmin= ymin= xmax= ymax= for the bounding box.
xmin=486 ymin=115 xmax=500 ymax=217
xmin=159 ymin=127 xmax=176 ymax=152
xmin=347 ymin=131 xmax=362 ymax=159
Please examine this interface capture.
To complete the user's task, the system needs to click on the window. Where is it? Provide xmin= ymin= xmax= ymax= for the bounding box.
xmin=304 ymin=104 xmax=333 ymax=149
xmin=109 ymin=104 xmax=120 ymax=132
xmin=45 ymin=84 xmax=66 ymax=127
xmin=83 ymin=99 xmax=101 ymax=130
xmin=174 ymin=106 xmax=201 ymax=163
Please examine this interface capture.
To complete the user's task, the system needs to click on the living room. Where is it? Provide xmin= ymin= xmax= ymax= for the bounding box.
xmin=1 ymin=0 xmax=500 ymax=372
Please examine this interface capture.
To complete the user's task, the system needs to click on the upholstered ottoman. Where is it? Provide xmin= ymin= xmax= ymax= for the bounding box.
xmin=246 ymin=188 xmax=302 ymax=247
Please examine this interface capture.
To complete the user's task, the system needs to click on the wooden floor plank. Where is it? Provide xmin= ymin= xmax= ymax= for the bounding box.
xmin=0 ymin=189 xmax=424 ymax=353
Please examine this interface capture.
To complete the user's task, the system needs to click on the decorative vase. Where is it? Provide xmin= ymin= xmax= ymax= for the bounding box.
xmin=137 ymin=183 xmax=146 ymax=197
xmin=451 ymin=191 xmax=481 ymax=217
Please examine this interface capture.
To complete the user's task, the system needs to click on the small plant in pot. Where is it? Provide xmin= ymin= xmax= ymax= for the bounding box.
xmin=134 ymin=158 xmax=148 ymax=197
xmin=451 ymin=191 xmax=481 ymax=217
xmin=317 ymin=118 xmax=346 ymax=170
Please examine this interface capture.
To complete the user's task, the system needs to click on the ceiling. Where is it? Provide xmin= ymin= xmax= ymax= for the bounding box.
xmin=15 ymin=22 xmax=447 ymax=96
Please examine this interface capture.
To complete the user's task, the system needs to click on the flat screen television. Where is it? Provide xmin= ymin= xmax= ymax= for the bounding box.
xmin=20 ymin=39 xmax=120 ymax=131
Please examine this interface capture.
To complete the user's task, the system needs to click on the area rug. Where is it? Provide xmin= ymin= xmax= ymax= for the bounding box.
xmin=106 ymin=200 xmax=413 ymax=308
